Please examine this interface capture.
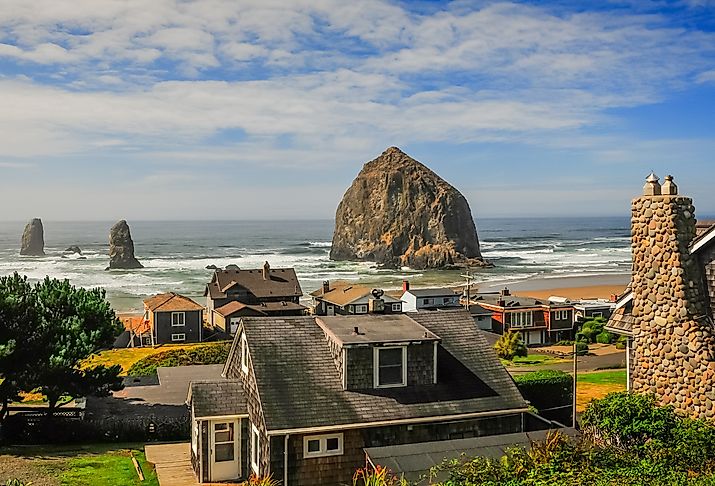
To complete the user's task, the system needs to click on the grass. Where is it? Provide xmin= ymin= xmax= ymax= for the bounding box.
xmin=501 ymin=353 xmax=569 ymax=367
xmin=82 ymin=343 xmax=208 ymax=375
xmin=0 ymin=443 xmax=158 ymax=486
xmin=576 ymin=369 xmax=627 ymax=412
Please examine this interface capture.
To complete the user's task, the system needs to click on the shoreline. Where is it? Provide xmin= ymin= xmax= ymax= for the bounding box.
xmin=479 ymin=273 xmax=630 ymax=300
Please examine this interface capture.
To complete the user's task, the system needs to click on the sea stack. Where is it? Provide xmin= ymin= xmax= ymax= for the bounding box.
xmin=330 ymin=147 xmax=489 ymax=269
xmin=20 ymin=218 xmax=45 ymax=256
xmin=107 ymin=220 xmax=143 ymax=270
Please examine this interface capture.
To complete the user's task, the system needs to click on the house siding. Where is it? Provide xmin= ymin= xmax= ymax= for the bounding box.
xmin=345 ymin=342 xmax=435 ymax=390
xmin=154 ymin=309 xmax=202 ymax=344
xmin=269 ymin=413 xmax=524 ymax=486
xmin=698 ymin=243 xmax=715 ymax=316
xmin=225 ymin=331 xmax=271 ymax=477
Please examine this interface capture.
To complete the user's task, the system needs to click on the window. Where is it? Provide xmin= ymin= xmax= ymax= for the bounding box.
xmin=509 ymin=312 xmax=533 ymax=328
xmin=554 ymin=310 xmax=569 ymax=320
xmin=422 ymin=298 xmax=434 ymax=305
xmin=355 ymin=304 xmax=368 ymax=314
xmin=391 ymin=303 xmax=401 ymax=312
xmin=241 ymin=333 xmax=249 ymax=374
xmin=251 ymin=424 xmax=260 ymax=474
xmin=171 ymin=333 xmax=186 ymax=342
xmin=374 ymin=346 xmax=407 ymax=388
xmin=592 ymin=311 xmax=603 ymax=318
xmin=443 ymin=297 xmax=452 ymax=305
xmin=214 ymin=422 xmax=235 ymax=462
xmin=171 ymin=312 xmax=185 ymax=326
xmin=303 ymin=433 xmax=344 ymax=458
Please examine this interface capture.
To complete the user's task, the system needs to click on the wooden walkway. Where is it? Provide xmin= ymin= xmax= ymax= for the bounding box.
xmin=145 ymin=442 xmax=244 ymax=486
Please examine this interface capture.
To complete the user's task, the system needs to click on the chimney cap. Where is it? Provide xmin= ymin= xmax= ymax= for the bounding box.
xmin=643 ymin=172 xmax=662 ymax=196
xmin=662 ymin=174 xmax=678 ymax=196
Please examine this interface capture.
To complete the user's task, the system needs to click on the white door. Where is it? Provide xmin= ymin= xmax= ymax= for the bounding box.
xmin=327 ymin=305 xmax=335 ymax=316
xmin=210 ymin=419 xmax=240 ymax=481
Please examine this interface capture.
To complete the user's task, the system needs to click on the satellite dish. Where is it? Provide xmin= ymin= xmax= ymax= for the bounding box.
xmin=371 ymin=288 xmax=384 ymax=299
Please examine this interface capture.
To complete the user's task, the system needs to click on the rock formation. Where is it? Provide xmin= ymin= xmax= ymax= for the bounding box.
xmin=330 ymin=147 xmax=489 ymax=269
xmin=64 ymin=246 xmax=82 ymax=254
xmin=107 ymin=220 xmax=143 ymax=270
xmin=20 ymin=218 xmax=45 ymax=256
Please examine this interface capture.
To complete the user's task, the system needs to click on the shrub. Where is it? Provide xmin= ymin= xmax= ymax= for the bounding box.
xmin=555 ymin=340 xmax=574 ymax=346
xmin=514 ymin=370 xmax=572 ymax=423
xmin=127 ymin=342 xmax=230 ymax=376
xmin=494 ymin=331 xmax=528 ymax=361
xmin=242 ymin=475 xmax=281 ymax=486
xmin=353 ymin=466 xmax=409 ymax=486
xmin=615 ymin=335 xmax=628 ymax=350
xmin=595 ymin=332 xmax=613 ymax=344
xmin=576 ymin=341 xmax=589 ymax=356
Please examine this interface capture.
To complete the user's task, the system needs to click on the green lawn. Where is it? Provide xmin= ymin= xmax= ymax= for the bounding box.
xmin=501 ymin=353 xmax=569 ymax=367
xmin=0 ymin=443 xmax=158 ymax=486
xmin=578 ymin=369 xmax=627 ymax=386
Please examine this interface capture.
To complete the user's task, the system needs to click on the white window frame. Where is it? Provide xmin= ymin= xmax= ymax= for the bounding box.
xmin=422 ymin=298 xmax=434 ymax=306
xmin=355 ymin=304 xmax=368 ymax=314
xmin=171 ymin=311 xmax=186 ymax=327
xmin=373 ymin=346 xmax=407 ymax=389
xmin=391 ymin=303 xmax=401 ymax=312
xmin=509 ymin=311 xmax=533 ymax=329
xmin=303 ymin=433 xmax=344 ymax=458
xmin=171 ymin=333 xmax=186 ymax=342
xmin=251 ymin=424 xmax=260 ymax=475
xmin=592 ymin=311 xmax=603 ymax=318
xmin=240 ymin=333 xmax=249 ymax=375
xmin=554 ymin=310 xmax=569 ymax=321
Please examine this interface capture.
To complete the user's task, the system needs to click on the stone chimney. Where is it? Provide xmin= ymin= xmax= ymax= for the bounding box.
xmin=630 ymin=173 xmax=715 ymax=419
xmin=262 ymin=261 xmax=270 ymax=280
xmin=322 ymin=280 xmax=330 ymax=294
xmin=402 ymin=280 xmax=410 ymax=292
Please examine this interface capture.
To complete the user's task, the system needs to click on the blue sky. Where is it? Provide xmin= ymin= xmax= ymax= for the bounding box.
xmin=0 ymin=0 xmax=714 ymax=221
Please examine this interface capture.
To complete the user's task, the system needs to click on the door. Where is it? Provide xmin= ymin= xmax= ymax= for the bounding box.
xmin=327 ymin=305 xmax=335 ymax=316
xmin=210 ymin=419 xmax=240 ymax=481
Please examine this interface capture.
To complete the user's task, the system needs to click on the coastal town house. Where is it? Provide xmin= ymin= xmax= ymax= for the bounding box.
xmin=310 ymin=280 xmax=402 ymax=315
xmin=400 ymin=280 xmax=461 ymax=312
xmin=606 ymin=175 xmax=715 ymax=407
xmin=204 ymin=262 xmax=306 ymax=328
xmin=187 ymin=310 xmax=532 ymax=485
xmin=143 ymin=292 xmax=204 ymax=344
xmin=471 ymin=288 xmax=575 ymax=345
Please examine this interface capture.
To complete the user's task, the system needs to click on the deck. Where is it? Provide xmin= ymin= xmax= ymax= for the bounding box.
xmin=145 ymin=442 xmax=244 ymax=486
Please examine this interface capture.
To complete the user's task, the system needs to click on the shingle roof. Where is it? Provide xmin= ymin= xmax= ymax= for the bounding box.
xmin=316 ymin=314 xmax=439 ymax=345
xmin=310 ymin=282 xmax=400 ymax=306
xmin=189 ymin=380 xmax=247 ymax=419
xmin=472 ymin=293 xmax=572 ymax=309
xmin=215 ymin=300 xmax=307 ymax=317
xmin=144 ymin=293 xmax=204 ymax=312
xmin=406 ymin=288 xmax=459 ymax=298
xmin=239 ymin=311 xmax=527 ymax=432
xmin=206 ymin=266 xmax=302 ymax=300
xmin=604 ymin=304 xmax=634 ymax=336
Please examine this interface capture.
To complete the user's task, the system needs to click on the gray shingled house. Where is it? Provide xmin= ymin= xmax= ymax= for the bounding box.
xmin=204 ymin=262 xmax=306 ymax=329
xmin=187 ymin=310 xmax=535 ymax=485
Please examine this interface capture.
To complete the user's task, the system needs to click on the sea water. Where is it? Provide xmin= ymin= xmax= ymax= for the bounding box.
xmin=0 ymin=217 xmax=632 ymax=313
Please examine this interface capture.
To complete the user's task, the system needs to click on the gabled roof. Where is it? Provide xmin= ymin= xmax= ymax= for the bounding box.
xmin=188 ymin=380 xmax=247 ymax=419
xmin=205 ymin=267 xmax=303 ymax=300
xmin=405 ymin=288 xmax=459 ymax=298
xmin=230 ymin=311 xmax=527 ymax=433
xmin=214 ymin=300 xmax=307 ymax=317
xmin=311 ymin=282 xmax=401 ymax=307
xmin=143 ymin=292 xmax=203 ymax=312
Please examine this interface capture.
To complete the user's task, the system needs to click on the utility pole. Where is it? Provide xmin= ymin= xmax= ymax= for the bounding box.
xmin=460 ymin=271 xmax=475 ymax=310
xmin=573 ymin=339 xmax=578 ymax=429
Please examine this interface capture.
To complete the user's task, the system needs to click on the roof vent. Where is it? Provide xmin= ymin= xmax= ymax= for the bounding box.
xmin=662 ymin=175 xmax=678 ymax=196
xmin=352 ymin=326 xmax=362 ymax=335
xmin=500 ymin=287 xmax=511 ymax=297
xmin=643 ymin=172 xmax=661 ymax=196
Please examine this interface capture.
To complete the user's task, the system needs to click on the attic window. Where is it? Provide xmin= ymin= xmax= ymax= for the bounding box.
xmin=374 ymin=346 xmax=407 ymax=388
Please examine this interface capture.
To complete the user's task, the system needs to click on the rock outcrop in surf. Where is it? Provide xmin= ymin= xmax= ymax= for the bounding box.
xmin=330 ymin=147 xmax=490 ymax=270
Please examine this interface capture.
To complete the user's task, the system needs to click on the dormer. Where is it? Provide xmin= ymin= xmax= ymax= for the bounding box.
xmin=316 ymin=315 xmax=441 ymax=390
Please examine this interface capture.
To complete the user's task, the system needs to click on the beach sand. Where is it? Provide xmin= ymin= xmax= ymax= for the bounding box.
xmin=480 ymin=273 xmax=630 ymax=301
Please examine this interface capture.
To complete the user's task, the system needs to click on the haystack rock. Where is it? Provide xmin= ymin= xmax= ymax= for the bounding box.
xmin=107 ymin=220 xmax=143 ymax=270
xmin=20 ymin=218 xmax=45 ymax=256
xmin=330 ymin=147 xmax=490 ymax=270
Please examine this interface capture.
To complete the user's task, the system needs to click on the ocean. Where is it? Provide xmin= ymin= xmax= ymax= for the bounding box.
xmin=0 ymin=217 xmax=632 ymax=313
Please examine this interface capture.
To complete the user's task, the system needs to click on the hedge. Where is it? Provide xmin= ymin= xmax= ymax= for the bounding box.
xmin=514 ymin=370 xmax=573 ymax=424
xmin=127 ymin=342 xmax=231 ymax=377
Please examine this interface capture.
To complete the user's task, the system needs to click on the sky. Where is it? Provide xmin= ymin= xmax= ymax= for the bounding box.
xmin=1 ymin=0 xmax=715 ymax=221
